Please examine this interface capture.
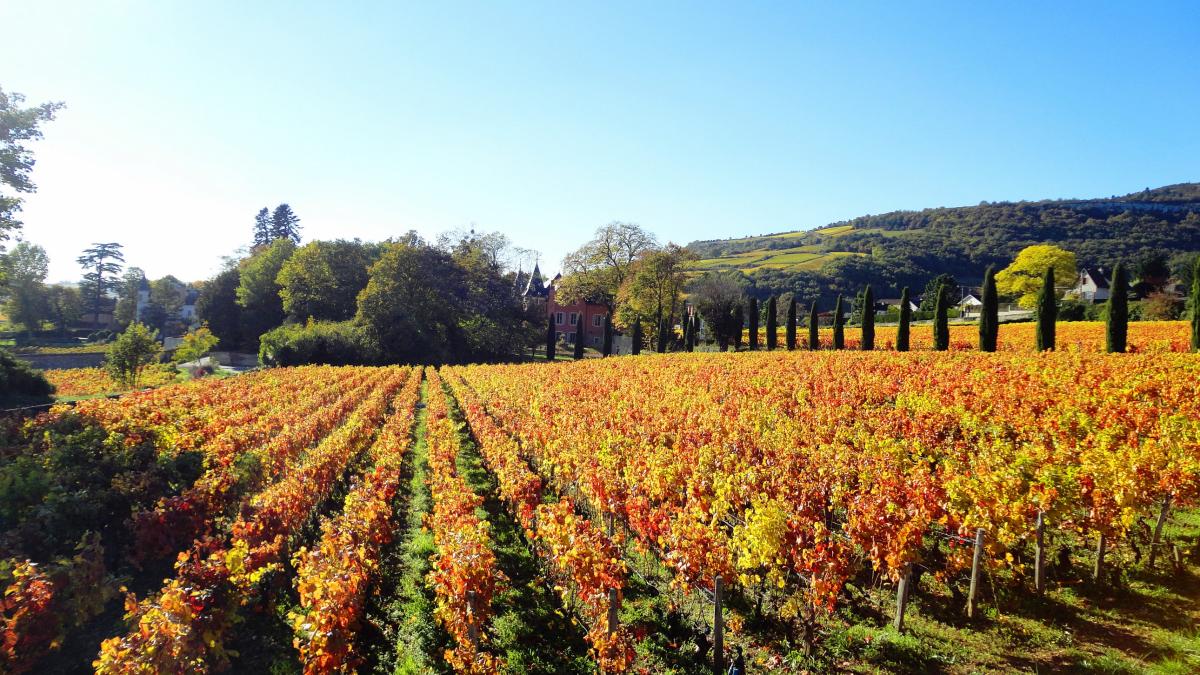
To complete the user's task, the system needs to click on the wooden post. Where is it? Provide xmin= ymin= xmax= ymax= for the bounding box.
xmin=1034 ymin=511 xmax=1046 ymax=594
xmin=967 ymin=527 xmax=985 ymax=618
xmin=893 ymin=568 xmax=911 ymax=631
xmin=713 ymin=577 xmax=724 ymax=675
xmin=1093 ymin=533 xmax=1106 ymax=583
xmin=467 ymin=590 xmax=480 ymax=648
xmin=1148 ymin=496 xmax=1172 ymax=569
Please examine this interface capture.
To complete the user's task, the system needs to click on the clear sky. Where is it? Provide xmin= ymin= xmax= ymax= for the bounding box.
xmin=3 ymin=1 xmax=1197 ymax=283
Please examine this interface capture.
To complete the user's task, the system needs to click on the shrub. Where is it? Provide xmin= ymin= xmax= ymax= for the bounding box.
xmin=0 ymin=348 xmax=54 ymax=404
xmin=258 ymin=320 xmax=379 ymax=366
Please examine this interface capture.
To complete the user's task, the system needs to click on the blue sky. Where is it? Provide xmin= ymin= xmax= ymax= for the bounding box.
xmin=3 ymin=1 xmax=1197 ymax=283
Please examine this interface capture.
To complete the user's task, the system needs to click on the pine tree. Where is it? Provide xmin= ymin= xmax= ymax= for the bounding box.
xmin=979 ymin=266 xmax=999 ymax=352
xmin=933 ymin=282 xmax=949 ymax=351
xmin=270 ymin=203 xmax=302 ymax=243
xmin=808 ymin=300 xmax=819 ymax=350
xmin=785 ymin=298 xmax=797 ymax=350
xmin=631 ymin=318 xmax=642 ymax=355
xmin=748 ymin=298 xmax=759 ymax=351
xmin=602 ymin=314 xmax=613 ymax=356
xmin=765 ymin=296 xmax=778 ymax=350
xmin=252 ymin=207 xmax=272 ymax=247
xmin=897 ymin=287 xmax=911 ymax=352
xmin=545 ymin=314 xmax=556 ymax=361
xmin=574 ymin=321 xmax=586 ymax=359
xmin=1036 ymin=267 xmax=1056 ymax=352
xmin=1192 ymin=257 xmax=1200 ymax=353
xmin=861 ymin=285 xmax=875 ymax=351
xmin=832 ymin=295 xmax=845 ymax=350
xmin=1106 ymin=262 xmax=1128 ymax=353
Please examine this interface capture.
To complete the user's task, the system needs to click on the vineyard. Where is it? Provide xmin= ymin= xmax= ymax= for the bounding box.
xmin=1 ymin=336 xmax=1199 ymax=673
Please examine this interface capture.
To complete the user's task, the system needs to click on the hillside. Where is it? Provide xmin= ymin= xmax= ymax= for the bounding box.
xmin=686 ymin=183 xmax=1200 ymax=301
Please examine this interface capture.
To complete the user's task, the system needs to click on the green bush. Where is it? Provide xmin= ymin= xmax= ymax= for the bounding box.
xmin=258 ymin=320 xmax=379 ymax=366
xmin=0 ymin=347 xmax=54 ymax=405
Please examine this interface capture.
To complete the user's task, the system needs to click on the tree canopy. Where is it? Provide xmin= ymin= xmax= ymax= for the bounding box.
xmin=995 ymin=244 xmax=1076 ymax=309
xmin=0 ymin=86 xmax=64 ymax=244
xmin=277 ymin=239 xmax=379 ymax=322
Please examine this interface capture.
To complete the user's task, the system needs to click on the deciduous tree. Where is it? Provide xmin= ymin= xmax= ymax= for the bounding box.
xmin=995 ymin=244 xmax=1076 ymax=310
xmin=688 ymin=272 xmax=744 ymax=351
xmin=0 ymin=87 xmax=63 ymax=243
xmin=2 ymin=242 xmax=49 ymax=334
xmin=105 ymin=322 xmax=161 ymax=388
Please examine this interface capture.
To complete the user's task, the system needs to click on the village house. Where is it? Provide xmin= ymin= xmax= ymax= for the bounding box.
xmin=520 ymin=264 xmax=610 ymax=348
xmin=1074 ymin=267 xmax=1110 ymax=303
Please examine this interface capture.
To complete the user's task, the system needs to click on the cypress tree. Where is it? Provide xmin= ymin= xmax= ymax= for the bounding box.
xmin=631 ymin=318 xmax=642 ymax=355
xmin=808 ymin=300 xmax=819 ymax=350
xmin=785 ymin=298 xmax=797 ymax=350
xmin=545 ymin=315 xmax=556 ymax=361
xmin=861 ymin=285 xmax=875 ymax=351
xmin=1036 ymin=267 xmax=1056 ymax=352
xmin=748 ymin=298 xmax=759 ymax=351
xmin=1192 ymin=256 xmax=1200 ymax=352
xmin=832 ymin=294 xmax=845 ymax=350
xmin=656 ymin=317 xmax=668 ymax=353
xmin=933 ymin=282 xmax=949 ymax=351
xmin=683 ymin=313 xmax=694 ymax=352
xmin=692 ymin=313 xmax=702 ymax=349
xmin=602 ymin=314 xmax=613 ymax=356
xmin=733 ymin=305 xmax=744 ymax=350
xmin=574 ymin=320 xmax=586 ymax=359
xmin=1106 ymin=262 xmax=1128 ymax=353
xmin=897 ymin=287 xmax=911 ymax=352
xmin=979 ymin=266 xmax=999 ymax=352
xmin=765 ymin=296 xmax=778 ymax=350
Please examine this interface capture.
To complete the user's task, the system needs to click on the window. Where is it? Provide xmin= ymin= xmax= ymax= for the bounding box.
xmin=570 ymin=312 xmax=578 ymax=325
xmin=555 ymin=312 xmax=564 ymax=325
xmin=593 ymin=314 xmax=603 ymax=327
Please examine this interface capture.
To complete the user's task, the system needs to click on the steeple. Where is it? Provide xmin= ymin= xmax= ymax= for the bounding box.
xmin=523 ymin=262 xmax=548 ymax=298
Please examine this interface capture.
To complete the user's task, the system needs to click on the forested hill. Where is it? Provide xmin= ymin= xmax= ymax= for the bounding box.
xmin=686 ymin=182 xmax=1200 ymax=301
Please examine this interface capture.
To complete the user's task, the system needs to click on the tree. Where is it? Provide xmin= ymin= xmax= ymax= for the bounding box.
xmin=979 ymin=266 xmax=999 ymax=352
xmin=573 ymin=322 xmax=585 ymax=359
xmin=995 ymin=244 xmax=1076 ymax=310
xmin=1106 ymin=262 xmax=1128 ymax=353
xmin=688 ymin=272 xmax=744 ymax=351
xmin=747 ymin=298 xmax=759 ymax=351
xmin=920 ymin=273 xmax=958 ymax=312
xmin=897 ymin=287 xmax=911 ymax=352
xmin=252 ymin=207 xmax=273 ymax=247
xmin=602 ymin=314 xmax=613 ymax=356
xmin=545 ymin=315 xmax=556 ymax=361
xmin=558 ymin=222 xmax=658 ymax=309
xmin=733 ymin=305 xmax=744 ymax=350
xmin=105 ymin=323 xmax=160 ymax=388
xmin=808 ymin=300 xmax=818 ymax=350
xmin=77 ymin=243 xmax=124 ymax=326
xmin=45 ymin=285 xmax=82 ymax=335
xmin=683 ymin=312 xmax=694 ymax=352
xmin=765 ymin=296 xmax=778 ymax=350
xmin=0 ymin=87 xmax=64 ymax=244
xmin=113 ymin=267 xmax=147 ymax=328
xmin=174 ymin=324 xmax=219 ymax=364
xmin=860 ymin=285 xmax=875 ymax=351
xmin=277 ymin=240 xmax=379 ymax=322
xmin=1193 ymin=256 xmax=1200 ymax=353
xmin=657 ymin=317 xmax=669 ymax=353
xmin=1036 ymin=267 xmax=1056 ymax=351
xmin=2 ymin=242 xmax=49 ymax=334
xmin=270 ymin=203 xmax=302 ymax=243
xmin=196 ymin=267 xmax=244 ymax=351
xmin=614 ymin=244 xmax=693 ymax=330
xmin=237 ymin=238 xmax=295 ymax=346
xmin=933 ymin=283 xmax=950 ymax=351
xmin=1135 ymin=252 xmax=1170 ymax=291
xmin=785 ymin=297 xmax=797 ymax=350
xmin=832 ymin=295 xmax=845 ymax=349
xmin=631 ymin=318 xmax=642 ymax=356
xmin=148 ymin=276 xmax=188 ymax=334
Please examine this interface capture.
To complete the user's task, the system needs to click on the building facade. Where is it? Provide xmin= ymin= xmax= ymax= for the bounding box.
xmin=521 ymin=264 xmax=610 ymax=347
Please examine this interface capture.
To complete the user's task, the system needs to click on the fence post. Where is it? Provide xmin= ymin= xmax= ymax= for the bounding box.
xmin=1034 ymin=511 xmax=1046 ymax=594
xmin=967 ymin=528 xmax=985 ymax=618
xmin=1093 ymin=533 xmax=1106 ymax=582
xmin=713 ymin=577 xmax=724 ymax=675
xmin=893 ymin=568 xmax=911 ymax=631
xmin=1148 ymin=496 xmax=1171 ymax=569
